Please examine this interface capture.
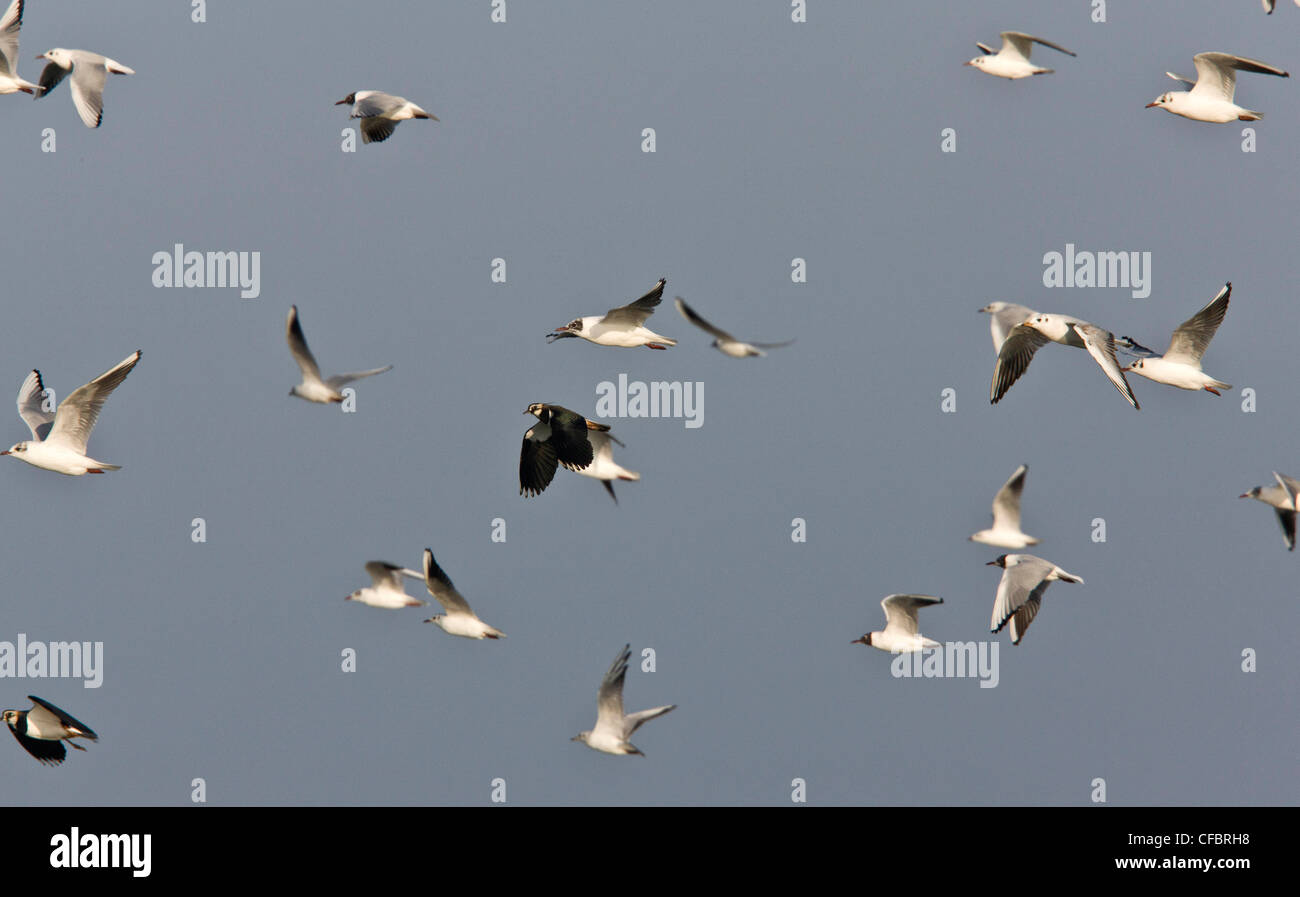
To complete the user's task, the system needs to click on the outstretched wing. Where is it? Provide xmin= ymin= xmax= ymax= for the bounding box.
xmin=45 ymin=350 xmax=141 ymax=453
xmin=1164 ymin=283 xmax=1230 ymax=366
xmin=16 ymin=370 xmax=55 ymax=440
xmin=601 ymin=278 xmax=667 ymax=327
xmin=990 ymin=325 xmax=1050 ymax=404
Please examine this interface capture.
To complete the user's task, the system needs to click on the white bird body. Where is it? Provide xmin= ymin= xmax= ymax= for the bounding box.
xmin=970 ymin=464 xmax=1040 ymax=549
xmin=572 ymin=429 xmax=639 ymax=503
xmin=0 ymin=0 xmax=37 ymax=94
xmin=1241 ymin=473 xmax=1299 ymax=550
xmin=572 ymin=644 xmax=674 ymax=756
xmin=3 ymin=350 xmax=141 ymax=475
xmin=421 ymin=549 xmax=505 ymax=640
xmin=1123 ymin=283 xmax=1232 ymax=395
xmin=992 ymin=313 xmax=1140 ymax=409
xmin=852 ymin=594 xmax=944 ymax=654
xmin=674 ymin=297 xmax=794 ymax=357
xmin=1146 ymin=53 xmax=1289 ymax=123
xmin=550 ymin=278 xmax=676 ymax=349
xmin=335 ymin=90 xmax=437 ymax=144
xmin=286 ymin=306 xmax=392 ymax=404
xmin=34 ymin=47 xmax=134 ymax=128
xmin=966 ymin=31 xmax=1075 ymax=79
xmin=346 ymin=561 xmax=426 ymax=609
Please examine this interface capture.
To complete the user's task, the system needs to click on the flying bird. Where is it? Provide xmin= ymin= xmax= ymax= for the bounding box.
xmin=978 ymin=302 xmax=1036 ymax=351
xmin=673 ymin=297 xmax=794 ymax=358
xmin=1240 ymin=472 xmax=1300 ymax=551
xmin=335 ymin=90 xmax=437 ymax=144
xmin=548 ymin=278 xmax=676 ymax=349
xmin=0 ymin=0 xmax=37 ymax=94
xmin=851 ymin=594 xmax=944 ymax=654
xmin=3 ymin=350 xmax=140 ymax=475
xmin=33 ymin=48 xmax=134 ymax=128
xmin=991 ymin=313 xmax=1140 ymax=409
xmin=345 ymin=561 xmax=426 ymax=609
xmin=1147 ymin=53 xmax=1289 ymax=122
xmin=571 ymin=644 xmax=675 ymax=756
xmin=1264 ymin=0 xmax=1300 ymax=13
xmin=970 ymin=464 xmax=1040 ymax=549
xmin=571 ymin=429 xmax=640 ymax=504
xmin=286 ymin=305 xmax=392 ymax=404
xmin=3 ymin=696 xmax=97 ymax=765
xmin=420 ymin=548 xmax=505 ymax=640
xmin=986 ymin=554 xmax=1083 ymax=645
xmin=966 ymin=31 xmax=1076 ymax=79
xmin=519 ymin=403 xmax=606 ymax=497
xmin=1121 ymin=283 xmax=1232 ymax=395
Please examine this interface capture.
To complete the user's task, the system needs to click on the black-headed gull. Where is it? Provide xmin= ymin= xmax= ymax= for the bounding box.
xmin=978 ymin=302 xmax=1035 ymax=351
xmin=991 ymin=313 xmax=1140 ymax=409
xmin=571 ymin=644 xmax=675 ymax=756
xmin=345 ymin=561 xmax=426 ymax=610
xmin=852 ymin=594 xmax=944 ymax=653
xmin=966 ymin=32 xmax=1075 ymax=79
xmin=970 ymin=464 xmax=1040 ymax=549
xmin=420 ymin=548 xmax=505 ymax=640
xmin=1240 ymin=473 xmax=1299 ymax=551
xmin=3 ymin=696 xmax=97 ymax=766
xmin=0 ymin=0 xmax=37 ymax=94
xmin=33 ymin=48 xmax=134 ymax=128
xmin=286 ymin=306 xmax=392 ymax=404
xmin=519 ymin=403 xmax=603 ymax=497
xmin=987 ymin=554 xmax=1083 ymax=645
xmin=674 ymin=297 xmax=794 ymax=358
xmin=335 ymin=90 xmax=437 ymax=144
xmin=1121 ymin=283 xmax=1232 ymax=395
xmin=1147 ymin=53 xmax=1289 ymax=123
xmin=3 ymin=350 xmax=140 ymax=475
xmin=547 ymin=278 xmax=676 ymax=349
xmin=572 ymin=429 xmax=639 ymax=504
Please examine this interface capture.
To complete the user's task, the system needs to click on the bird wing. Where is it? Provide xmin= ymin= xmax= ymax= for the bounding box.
xmin=519 ymin=428 xmax=559 ymax=496
xmin=364 ymin=561 xmax=410 ymax=591
xmin=16 ymin=369 xmax=54 ymax=440
xmin=67 ymin=56 xmax=108 ymax=127
xmin=1274 ymin=472 xmax=1300 ymax=506
xmin=351 ymin=92 xmax=399 ymax=118
xmin=975 ymin=42 xmax=997 ymax=56
xmin=28 ymin=695 xmax=97 ymax=740
xmin=0 ymin=0 xmax=23 ymax=80
xmin=986 ymin=303 xmax=1035 ymax=350
xmin=286 ymin=306 xmax=325 ymax=383
xmin=990 ymin=464 xmax=1029 ymax=532
xmin=600 ymin=278 xmax=667 ymax=327
xmin=1007 ymin=590 xmax=1045 ymax=645
xmin=544 ymin=406 xmax=596 ymax=470
xmin=1165 ymin=71 xmax=1196 ymax=89
xmin=990 ymin=557 xmax=1051 ymax=633
xmin=990 ymin=324 xmax=1050 ymax=403
xmin=423 ymin=548 xmax=474 ymax=615
xmin=44 ymin=350 xmax=140 ymax=454
xmin=1115 ymin=336 xmax=1160 ymax=358
xmin=1072 ymin=323 xmax=1140 ymax=409
xmin=325 ymin=366 xmax=392 ymax=389
xmin=623 ymin=704 xmax=675 ymax=739
xmin=674 ymin=297 xmax=734 ymax=341
xmin=1001 ymin=32 xmax=1075 ymax=60
xmin=881 ymin=594 xmax=943 ymax=637
xmin=34 ymin=58 xmax=67 ymax=99
xmin=1164 ymin=283 xmax=1230 ymax=366
xmin=1274 ymin=509 xmax=1297 ymax=551
xmin=1191 ymin=53 xmax=1288 ymax=102
xmin=7 ymin=721 xmax=66 ymax=765
xmin=359 ymin=117 xmax=397 ymax=144
xmin=595 ymin=645 xmax=632 ymax=732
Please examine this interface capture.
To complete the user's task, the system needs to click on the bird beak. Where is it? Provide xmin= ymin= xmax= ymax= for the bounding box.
xmin=1239 ymin=493 xmax=1250 ymax=499
xmin=1144 ymin=102 xmax=1159 ymax=108
xmin=1120 ymin=365 xmax=1131 ymax=372
xmin=963 ymin=60 xmax=973 ymax=66
xmin=850 ymin=637 xmax=867 ymax=645
xmin=0 ymin=450 xmax=9 ymax=456
xmin=334 ymin=98 xmax=349 ymax=105
xmin=553 ymin=326 xmax=569 ymax=332
xmin=35 ymin=53 xmax=46 ymax=60
xmin=985 ymin=560 xmax=999 ymax=566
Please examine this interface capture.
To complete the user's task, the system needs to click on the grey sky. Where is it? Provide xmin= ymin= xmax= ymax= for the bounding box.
xmin=0 ymin=0 xmax=1296 ymax=805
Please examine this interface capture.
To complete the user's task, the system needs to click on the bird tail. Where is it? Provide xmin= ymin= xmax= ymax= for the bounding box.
xmin=1239 ymin=110 xmax=1263 ymax=121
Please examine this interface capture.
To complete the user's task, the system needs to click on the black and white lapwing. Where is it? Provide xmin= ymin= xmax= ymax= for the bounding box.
xmin=519 ymin=403 xmax=609 ymax=497
xmin=547 ymin=278 xmax=676 ymax=349
xmin=3 ymin=695 xmax=97 ymax=765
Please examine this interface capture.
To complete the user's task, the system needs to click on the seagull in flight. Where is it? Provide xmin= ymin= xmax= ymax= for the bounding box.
xmin=978 ymin=302 xmax=1036 ymax=351
xmin=345 ymin=561 xmax=426 ymax=609
xmin=3 ymin=696 xmax=97 ymax=765
xmin=571 ymin=644 xmax=675 ymax=756
xmin=966 ymin=31 xmax=1076 ymax=79
xmin=421 ymin=548 xmax=506 ymax=639
xmin=519 ymin=403 xmax=607 ymax=497
xmin=572 ymin=429 xmax=640 ymax=503
xmin=1147 ymin=53 xmax=1289 ymax=122
xmin=970 ymin=464 xmax=1040 ymax=549
xmin=33 ymin=48 xmax=134 ymax=128
xmin=991 ymin=313 xmax=1140 ymax=409
xmin=548 ymin=278 xmax=676 ymax=349
xmin=852 ymin=594 xmax=944 ymax=654
xmin=335 ymin=90 xmax=437 ymax=144
xmin=3 ymin=350 xmax=141 ymax=475
xmin=1240 ymin=472 xmax=1300 ymax=551
xmin=0 ymin=0 xmax=37 ymax=95
xmin=1121 ymin=283 xmax=1232 ymax=395
xmin=286 ymin=305 xmax=392 ymax=404
xmin=1264 ymin=0 xmax=1300 ymax=13
xmin=674 ymin=297 xmax=794 ymax=358
xmin=986 ymin=554 xmax=1083 ymax=645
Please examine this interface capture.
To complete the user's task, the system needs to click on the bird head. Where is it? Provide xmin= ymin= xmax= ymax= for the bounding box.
xmin=1 ymin=441 xmax=28 ymax=456
xmin=334 ymin=93 xmax=357 ymax=106
xmin=986 ymin=555 xmax=1010 ymax=568
xmin=1146 ymin=93 xmax=1174 ymax=110
xmin=965 ymin=57 xmax=985 ymax=69
xmin=851 ymin=634 xmax=874 ymax=646
xmin=36 ymin=49 xmax=72 ymax=68
xmin=1240 ymin=487 xmax=1261 ymax=500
